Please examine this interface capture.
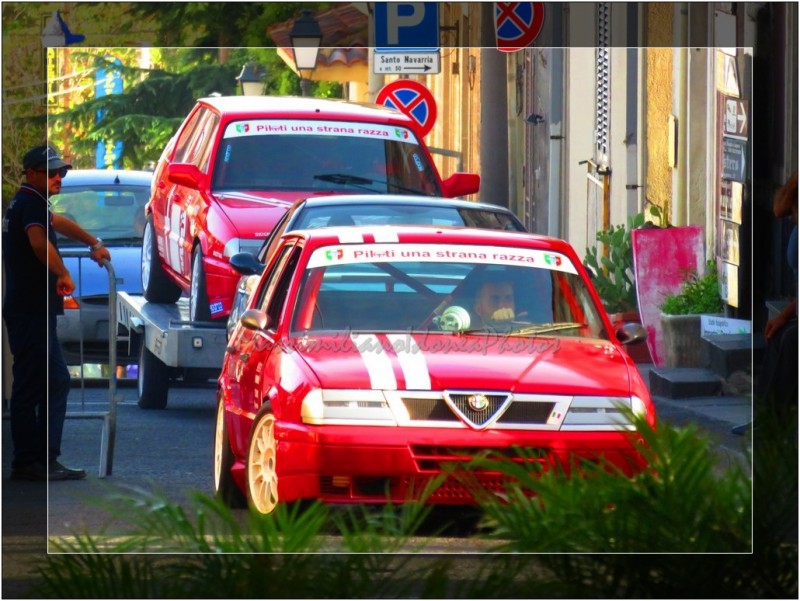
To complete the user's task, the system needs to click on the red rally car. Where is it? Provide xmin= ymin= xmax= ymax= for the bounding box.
xmin=143 ymin=95 xmax=480 ymax=322
xmin=215 ymin=226 xmax=656 ymax=514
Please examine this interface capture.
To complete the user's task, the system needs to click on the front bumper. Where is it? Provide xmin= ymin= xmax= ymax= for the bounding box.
xmin=232 ymin=423 xmax=648 ymax=506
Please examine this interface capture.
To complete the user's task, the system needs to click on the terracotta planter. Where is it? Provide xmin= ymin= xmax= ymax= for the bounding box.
xmin=608 ymin=311 xmax=652 ymax=364
xmin=660 ymin=313 xmax=709 ymax=368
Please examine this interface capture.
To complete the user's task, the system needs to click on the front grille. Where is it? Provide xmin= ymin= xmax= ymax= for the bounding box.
xmin=401 ymin=476 xmax=509 ymax=502
xmin=390 ymin=391 xmax=563 ymax=429
xmin=496 ymin=401 xmax=555 ymax=425
xmin=401 ymin=397 xmax=458 ymax=421
xmin=444 ymin=392 xmax=511 ymax=429
xmin=411 ymin=445 xmax=550 ymax=471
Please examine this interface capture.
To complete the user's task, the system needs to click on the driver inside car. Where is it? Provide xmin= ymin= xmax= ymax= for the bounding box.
xmin=473 ymin=279 xmax=517 ymax=324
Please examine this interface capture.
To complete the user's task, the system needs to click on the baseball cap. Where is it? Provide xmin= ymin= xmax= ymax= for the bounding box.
xmin=22 ymin=145 xmax=73 ymax=172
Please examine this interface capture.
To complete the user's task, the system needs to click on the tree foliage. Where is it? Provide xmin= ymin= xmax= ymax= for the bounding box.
xmin=46 ymin=1 xmax=342 ymax=169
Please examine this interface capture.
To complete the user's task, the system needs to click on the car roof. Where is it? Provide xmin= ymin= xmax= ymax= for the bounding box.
xmin=197 ymin=95 xmax=414 ymax=125
xmin=296 ymin=194 xmax=517 ymax=214
xmin=289 ymin=225 xmax=570 ymax=254
xmin=60 ymin=169 xmax=153 ymax=186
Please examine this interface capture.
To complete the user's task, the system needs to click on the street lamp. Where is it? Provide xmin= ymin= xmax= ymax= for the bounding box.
xmin=290 ymin=10 xmax=322 ymax=96
xmin=236 ymin=63 xmax=265 ymax=96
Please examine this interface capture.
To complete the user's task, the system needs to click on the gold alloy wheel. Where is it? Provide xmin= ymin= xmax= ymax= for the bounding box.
xmin=246 ymin=413 xmax=279 ymax=514
xmin=213 ymin=399 xmax=225 ymax=493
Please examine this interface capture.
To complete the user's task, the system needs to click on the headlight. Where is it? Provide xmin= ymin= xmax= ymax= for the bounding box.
xmin=223 ymin=238 xmax=263 ymax=258
xmin=562 ymin=396 xmax=637 ymax=430
xmin=300 ymin=389 xmax=396 ymax=426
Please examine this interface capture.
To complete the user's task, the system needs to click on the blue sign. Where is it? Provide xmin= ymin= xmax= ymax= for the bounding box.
xmin=95 ymin=58 xmax=123 ymax=169
xmin=374 ymin=2 xmax=439 ymax=48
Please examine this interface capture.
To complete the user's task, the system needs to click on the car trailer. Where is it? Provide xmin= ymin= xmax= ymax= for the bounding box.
xmin=60 ymin=250 xmax=122 ymax=478
xmin=116 ymin=292 xmax=226 ymax=410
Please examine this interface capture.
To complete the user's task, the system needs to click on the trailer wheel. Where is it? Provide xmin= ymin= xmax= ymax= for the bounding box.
xmin=142 ymin=214 xmax=181 ymax=304
xmin=137 ymin=343 xmax=170 ymax=409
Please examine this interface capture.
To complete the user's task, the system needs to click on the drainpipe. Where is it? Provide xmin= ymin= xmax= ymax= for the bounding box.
xmin=548 ymin=47 xmax=564 ymax=238
xmin=480 ymin=3 xmax=510 ymax=208
xmin=672 ymin=3 xmax=689 ymax=226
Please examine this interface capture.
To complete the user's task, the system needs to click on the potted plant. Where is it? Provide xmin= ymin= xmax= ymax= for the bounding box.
xmin=584 ymin=206 xmax=662 ymax=362
xmin=659 ymin=260 xmax=724 ymax=368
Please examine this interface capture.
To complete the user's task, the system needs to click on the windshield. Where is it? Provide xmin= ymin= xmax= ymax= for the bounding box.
xmin=50 ymin=183 xmax=149 ymax=246
xmin=212 ymin=119 xmax=441 ymax=196
xmin=291 ymin=243 xmax=607 ymax=340
xmin=292 ymin=204 xmax=524 ymax=231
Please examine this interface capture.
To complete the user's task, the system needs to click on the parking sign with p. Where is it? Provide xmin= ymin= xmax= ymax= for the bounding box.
xmin=374 ymin=2 xmax=439 ymax=48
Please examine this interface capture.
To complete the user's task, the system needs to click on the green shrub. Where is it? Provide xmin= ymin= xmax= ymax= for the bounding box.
xmin=584 ymin=206 xmax=663 ymax=314
xmin=660 ymin=260 xmax=724 ymax=315
xmin=32 ymin=412 xmax=798 ymax=599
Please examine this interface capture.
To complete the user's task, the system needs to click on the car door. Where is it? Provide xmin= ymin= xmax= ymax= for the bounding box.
xmin=164 ymin=107 xmax=219 ymax=281
xmin=227 ymin=242 xmax=302 ymax=455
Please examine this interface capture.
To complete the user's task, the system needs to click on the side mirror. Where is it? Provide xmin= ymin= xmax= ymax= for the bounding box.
xmin=230 ymin=252 xmax=265 ymax=276
xmin=167 ymin=163 xmax=206 ymax=190
xmin=616 ymin=322 xmax=648 ymax=346
xmin=240 ymin=309 xmax=270 ymax=331
xmin=441 ymin=172 xmax=480 ymax=198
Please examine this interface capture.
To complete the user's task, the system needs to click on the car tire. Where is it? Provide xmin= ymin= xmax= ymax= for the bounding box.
xmin=246 ymin=409 xmax=279 ymax=515
xmin=214 ymin=394 xmax=246 ymax=508
xmin=137 ymin=343 xmax=170 ymax=410
xmin=189 ymin=246 xmax=213 ymax=322
xmin=142 ymin=214 xmax=181 ymax=304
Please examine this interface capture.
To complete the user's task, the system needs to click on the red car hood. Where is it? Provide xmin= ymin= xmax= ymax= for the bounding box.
xmin=213 ymin=190 xmax=304 ymax=238
xmin=296 ymin=333 xmax=634 ymax=397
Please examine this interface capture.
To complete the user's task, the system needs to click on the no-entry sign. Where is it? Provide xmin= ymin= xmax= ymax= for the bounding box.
xmin=375 ymin=79 xmax=437 ymax=138
xmin=495 ymin=2 xmax=545 ymax=52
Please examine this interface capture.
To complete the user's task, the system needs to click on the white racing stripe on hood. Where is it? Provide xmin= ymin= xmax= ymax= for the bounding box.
xmin=387 ymin=334 xmax=431 ymax=390
xmin=350 ymin=333 xmax=397 ymax=390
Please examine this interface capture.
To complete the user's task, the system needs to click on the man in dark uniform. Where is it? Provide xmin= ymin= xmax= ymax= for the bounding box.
xmin=3 ymin=145 xmax=111 ymax=480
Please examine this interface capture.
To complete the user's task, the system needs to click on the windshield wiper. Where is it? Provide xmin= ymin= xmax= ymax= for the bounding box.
xmin=505 ymin=322 xmax=587 ymax=336
xmin=313 ymin=173 xmax=432 ymax=195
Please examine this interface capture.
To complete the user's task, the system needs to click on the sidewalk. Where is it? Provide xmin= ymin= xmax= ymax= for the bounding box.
xmin=636 ymin=362 xmax=753 ymax=465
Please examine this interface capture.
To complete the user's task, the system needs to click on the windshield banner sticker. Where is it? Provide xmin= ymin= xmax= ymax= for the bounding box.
xmin=224 ymin=120 xmax=418 ymax=144
xmin=308 ymin=244 xmax=577 ymax=274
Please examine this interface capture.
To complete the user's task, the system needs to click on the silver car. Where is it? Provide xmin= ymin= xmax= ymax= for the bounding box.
xmin=53 ymin=169 xmax=152 ymax=365
xmin=226 ymin=194 xmax=526 ymax=338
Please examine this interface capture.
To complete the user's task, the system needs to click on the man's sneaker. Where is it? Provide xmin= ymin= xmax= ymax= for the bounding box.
xmin=10 ymin=462 xmax=47 ymax=481
xmin=48 ymin=461 xmax=86 ymax=481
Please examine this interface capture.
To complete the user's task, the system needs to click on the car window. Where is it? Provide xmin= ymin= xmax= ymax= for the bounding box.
xmin=211 ymin=119 xmax=441 ymax=196
xmin=262 ymin=245 xmax=303 ymax=328
xmin=291 ymin=244 xmax=607 ymax=339
xmin=254 ymin=244 xmax=294 ymax=313
xmin=50 ymin=183 xmax=150 ymax=244
xmin=195 ymin=111 xmax=220 ymax=172
xmin=256 ymin=206 xmax=295 ymax=263
xmin=173 ymin=108 xmax=205 ymax=164
xmin=292 ymin=205 xmax=524 ymax=231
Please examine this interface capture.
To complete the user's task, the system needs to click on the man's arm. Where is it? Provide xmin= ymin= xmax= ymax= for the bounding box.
xmin=26 ymin=224 xmax=75 ymax=296
xmin=51 ymin=213 xmax=111 ymax=265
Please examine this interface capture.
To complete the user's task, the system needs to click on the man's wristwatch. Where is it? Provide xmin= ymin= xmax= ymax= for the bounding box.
xmin=90 ymin=238 xmax=104 ymax=251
